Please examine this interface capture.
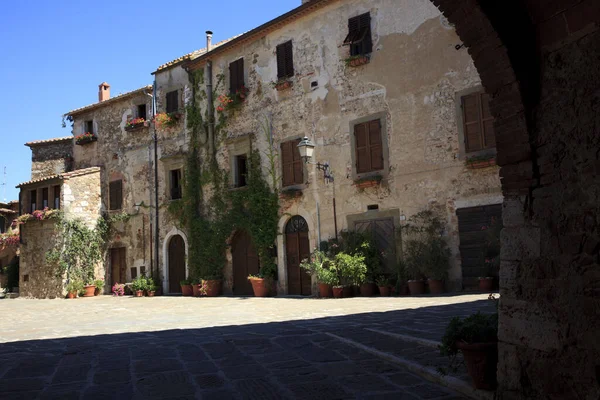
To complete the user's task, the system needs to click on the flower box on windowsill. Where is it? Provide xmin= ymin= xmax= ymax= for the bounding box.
xmin=279 ymin=188 xmax=303 ymax=200
xmin=125 ymin=121 xmax=147 ymax=132
xmin=345 ymin=55 xmax=370 ymax=68
xmin=273 ymin=80 xmax=293 ymax=91
xmin=466 ymin=157 xmax=497 ymax=169
xmin=75 ymin=133 xmax=97 ymax=145
xmin=354 ymin=175 xmax=383 ymax=189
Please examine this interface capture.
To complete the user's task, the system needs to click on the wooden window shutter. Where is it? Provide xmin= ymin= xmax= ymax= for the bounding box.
xmin=276 ymin=43 xmax=286 ymax=79
xmin=281 ymin=141 xmax=294 ymax=187
xmin=368 ymin=120 xmax=384 ymax=171
xmin=229 ymin=58 xmax=244 ymax=94
xmin=480 ymin=93 xmax=496 ymax=148
xmin=291 ymin=138 xmax=303 ymax=185
xmin=462 ymin=91 xmax=495 ymax=153
xmin=277 ymin=41 xmax=294 ymax=79
xmin=284 ymin=41 xmax=294 ymax=77
xmin=166 ymin=91 xmax=178 ymax=113
xmin=355 ymin=123 xmax=370 ymax=173
xmin=110 ymin=180 xmax=123 ymax=210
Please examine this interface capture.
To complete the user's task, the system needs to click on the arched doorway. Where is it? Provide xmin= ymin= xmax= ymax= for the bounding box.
xmin=168 ymin=235 xmax=186 ymax=293
xmin=285 ymin=216 xmax=311 ymax=296
xmin=231 ymin=230 xmax=259 ymax=296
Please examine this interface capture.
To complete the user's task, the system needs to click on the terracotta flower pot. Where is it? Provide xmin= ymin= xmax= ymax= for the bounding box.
xmin=408 ymin=280 xmax=425 ymax=295
xmin=332 ymin=286 xmax=344 ymax=298
xmin=479 ymin=277 xmax=494 ymax=292
xmin=83 ymin=285 xmax=96 ymax=297
xmin=456 ymin=341 xmax=498 ymax=390
xmin=67 ymin=291 xmax=77 ymax=299
xmin=318 ymin=283 xmax=333 ymax=298
xmin=135 ymin=290 xmax=144 ymax=297
xmin=181 ymin=284 xmax=193 ymax=296
xmin=360 ymin=283 xmax=376 ymax=297
xmin=192 ymin=284 xmax=201 ymax=297
xmin=378 ymin=286 xmax=391 ymax=297
xmin=147 ymin=291 xmax=155 ymax=297
xmin=343 ymin=286 xmax=354 ymax=298
xmin=249 ymin=278 xmax=269 ymax=297
xmin=203 ymin=280 xmax=221 ymax=297
xmin=427 ymin=279 xmax=445 ymax=294
xmin=94 ymin=287 xmax=101 ymax=296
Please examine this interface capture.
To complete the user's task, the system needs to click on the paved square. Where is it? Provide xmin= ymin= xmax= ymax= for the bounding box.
xmin=0 ymin=294 xmax=496 ymax=399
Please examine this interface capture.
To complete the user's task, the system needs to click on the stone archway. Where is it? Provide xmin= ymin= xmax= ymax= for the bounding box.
xmin=425 ymin=1 xmax=600 ymax=398
xmin=162 ymin=227 xmax=189 ymax=294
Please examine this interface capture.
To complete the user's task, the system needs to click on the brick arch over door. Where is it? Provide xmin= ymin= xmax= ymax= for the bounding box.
xmin=425 ymin=1 xmax=599 ymax=398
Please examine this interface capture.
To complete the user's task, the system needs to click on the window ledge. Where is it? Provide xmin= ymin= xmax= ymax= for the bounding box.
xmin=345 ymin=54 xmax=371 ymax=68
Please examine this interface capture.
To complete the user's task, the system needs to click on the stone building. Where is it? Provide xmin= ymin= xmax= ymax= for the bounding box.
xmin=0 ymin=200 xmax=19 ymax=289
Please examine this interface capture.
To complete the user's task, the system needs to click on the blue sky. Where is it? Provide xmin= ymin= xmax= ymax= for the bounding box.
xmin=0 ymin=0 xmax=299 ymax=201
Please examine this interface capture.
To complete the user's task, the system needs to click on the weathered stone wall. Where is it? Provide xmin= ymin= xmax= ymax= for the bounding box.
xmin=62 ymin=168 xmax=102 ymax=229
xmin=180 ymin=0 xmax=501 ymax=293
xmin=29 ymin=140 xmax=73 ymax=180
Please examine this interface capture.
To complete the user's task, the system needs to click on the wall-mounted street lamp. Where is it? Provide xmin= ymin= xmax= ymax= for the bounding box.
xmin=297 ymin=136 xmax=338 ymax=241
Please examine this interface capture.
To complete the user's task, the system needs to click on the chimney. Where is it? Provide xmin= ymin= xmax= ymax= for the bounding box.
xmin=206 ymin=31 xmax=213 ymax=52
xmin=98 ymin=82 xmax=110 ymax=102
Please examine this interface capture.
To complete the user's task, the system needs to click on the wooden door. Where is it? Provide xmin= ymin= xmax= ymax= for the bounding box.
xmin=286 ymin=216 xmax=311 ymax=296
xmin=168 ymin=235 xmax=186 ymax=293
xmin=232 ymin=231 xmax=260 ymax=296
xmin=355 ymin=218 xmax=396 ymax=272
xmin=110 ymin=247 xmax=126 ymax=285
xmin=456 ymin=204 xmax=502 ymax=288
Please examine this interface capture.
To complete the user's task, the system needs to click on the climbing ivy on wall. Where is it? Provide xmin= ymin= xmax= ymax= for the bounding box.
xmin=168 ymin=66 xmax=280 ymax=281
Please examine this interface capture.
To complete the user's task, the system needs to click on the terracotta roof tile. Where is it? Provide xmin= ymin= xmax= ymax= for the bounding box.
xmin=65 ymin=85 xmax=153 ymax=117
xmin=25 ymin=137 xmax=73 ymax=147
xmin=0 ymin=208 xmax=17 ymax=214
xmin=16 ymin=167 xmax=101 ymax=188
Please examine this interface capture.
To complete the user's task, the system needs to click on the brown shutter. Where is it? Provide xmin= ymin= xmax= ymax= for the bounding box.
xmin=355 ymin=123 xmax=370 ymax=173
xmin=229 ymin=61 xmax=238 ymax=94
xmin=368 ymin=120 xmax=384 ymax=171
xmin=480 ymin=93 xmax=496 ymax=148
xmin=281 ymin=141 xmax=294 ymax=187
xmin=237 ymin=58 xmax=244 ymax=89
xmin=462 ymin=93 xmax=482 ymax=153
xmin=110 ymin=180 xmax=123 ymax=210
xmin=285 ymin=41 xmax=294 ymax=77
xmin=292 ymin=138 xmax=303 ymax=185
xmin=276 ymin=43 xmax=286 ymax=79
xmin=166 ymin=91 xmax=178 ymax=113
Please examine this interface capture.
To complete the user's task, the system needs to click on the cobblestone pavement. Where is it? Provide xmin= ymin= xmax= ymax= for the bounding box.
xmin=0 ymin=294 xmax=496 ymax=399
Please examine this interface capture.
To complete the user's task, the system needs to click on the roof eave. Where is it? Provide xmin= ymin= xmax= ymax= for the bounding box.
xmin=65 ymin=86 xmax=153 ymax=118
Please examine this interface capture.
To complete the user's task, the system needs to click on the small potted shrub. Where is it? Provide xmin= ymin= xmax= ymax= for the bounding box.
xmin=93 ymin=279 xmax=104 ymax=296
xmin=376 ymin=275 xmax=391 ymax=296
xmin=201 ymin=276 xmax=222 ymax=297
xmin=66 ymin=280 xmax=82 ymax=299
xmin=191 ymin=278 xmax=201 ymax=297
xmin=131 ymin=276 xmax=146 ymax=297
xmin=424 ymin=236 xmax=450 ymax=295
xmin=300 ymin=249 xmax=333 ymax=298
xmin=83 ymin=281 xmax=96 ymax=297
xmin=248 ymin=262 xmax=277 ymax=297
xmin=180 ymin=279 xmax=193 ymax=296
xmin=146 ymin=277 xmax=156 ymax=297
xmin=439 ymin=310 xmax=498 ymax=390
xmin=333 ymin=252 xmax=367 ymax=299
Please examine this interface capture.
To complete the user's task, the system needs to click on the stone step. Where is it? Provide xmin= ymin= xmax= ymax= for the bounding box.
xmin=325 ymin=330 xmax=494 ymax=400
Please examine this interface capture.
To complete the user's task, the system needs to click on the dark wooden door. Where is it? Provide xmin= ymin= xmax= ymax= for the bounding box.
xmin=110 ymin=247 xmax=126 ymax=285
xmin=355 ymin=218 xmax=396 ymax=272
xmin=232 ymin=231 xmax=260 ymax=296
xmin=456 ymin=204 xmax=502 ymax=288
xmin=286 ymin=216 xmax=311 ymax=296
xmin=168 ymin=235 xmax=186 ymax=293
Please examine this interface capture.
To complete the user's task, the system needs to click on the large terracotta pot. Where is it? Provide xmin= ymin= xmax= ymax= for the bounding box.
xmin=407 ymin=280 xmax=425 ymax=295
xmin=181 ymin=284 xmax=193 ymax=297
xmin=427 ymin=279 xmax=445 ymax=294
xmin=203 ymin=280 xmax=221 ymax=297
xmin=343 ymin=286 xmax=353 ymax=298
xmin=135 ymin=290 xmax=144 ymax=297
xmin=83 ymin=285 xmax=96 ymax=297
xmin=146 ymin=291 xmax=155 ymax=297
xmin=456 ymin=341 xmax=498 ymax=390
xmin=360 ymin=283 xmax=376 ymax=297
xmin=249 ymin=278 xmax=269 ymax=297
xmin=318 ymin=283 xmax=333 ymax=298
xmin=67 ymin=291 xmax=77 ymax=299
xmin=479 ymin=277 xmax=494 ymax=292
xmin=192 ymin=284 xmax=201 ymax=297
xmin=332 ymin=286 xmax=344 ymax=298
xmin=378 ymin=286 xmax=391 ymax=297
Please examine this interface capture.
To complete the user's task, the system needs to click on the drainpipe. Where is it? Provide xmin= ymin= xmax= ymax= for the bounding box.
xmin=206 ymin=31 xmax=215 ymax=159
xmin=152 ymin=79 xmax=159 ymax=281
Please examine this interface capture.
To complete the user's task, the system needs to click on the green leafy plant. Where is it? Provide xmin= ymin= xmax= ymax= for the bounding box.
xmin=332 ymin=252 xmax=367 ymax=286
xmin=180 ymin=279 xmax=190 ymax=286
xmin=145 ymin=277 xmax=157 ymax=292
xmin=131 ymin=276 xmax=147 ymax=292
xmin=301 ymin=249 xmax=338 ymax=285
xmin=375 ymin=275 xmax=389 ymax=286
xmin=65 ymin=280 xmax=83 ymax=294
xmin=94 ymin=279 xmax=104 ymax=291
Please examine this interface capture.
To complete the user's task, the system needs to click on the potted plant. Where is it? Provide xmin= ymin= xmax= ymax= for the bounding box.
xmin=75 ymin=132 xmax=97 ymax=145
xmin=271 ymin=78 xmax=293 ymax=91
xmin=65 ymin=280 xmax=82 ymax=299
xmin=112 ymin=283 xmax=125 ymax=296
xmin=425 ymin=236 xmax=450 ymax=295
xmin=125 ymin=117 xmax=146 ymax=131
xmin=145 ymin=277 xmax=156 ymax=297
xmin=201 ymin=276 xmax=222 ymax=297
xmin=479 ymin=216 xmax=502 ymax=292
xmin=353 ymin=174 xmax=383 ymax=189
xmin=131 ymin=276 xmax=146 ymax=297
xmin=153 ymin=112 xmax=180 ymax=130
xmin=83 ymin=281 xmax=96 ymax=297
xmin=439 ymin=310 xmax=498 ymax=390
xmin=93 ymin=279 xmax=104 ymax=296
xmin=376 ymin=275 xmax=391 ymax=296
xmin=333 ymin=252 xmax=367 ymax=299
xmin=190 ymin=278 xmax=201 ymax=297
xmin=248 ymin=261 xmax=277 ymax=297
xmin=317 ymin=268 xmax=336 ymax=298
xmin=300 ymin=249 xmax=334 ymax=298
xmin=180 ymin=279 xmax=193 ymax=296
xmin=345 ymin=54 xmax=370 ymax=67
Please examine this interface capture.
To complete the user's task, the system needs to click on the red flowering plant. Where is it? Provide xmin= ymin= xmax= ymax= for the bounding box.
xmin=217 ymin=85 xmax=250 ymax=113
xmin=153 ymin=112 xmax=180 ymax=130
xmin=125 ymin=117 xmax=146 ymax=129
xmin=75 ymin=132 xmax=97 ymax=145
xmin=16 ymin=208 xmax=58 ymax=225
xmin=0 ymin=232 xmax=19 ymax=249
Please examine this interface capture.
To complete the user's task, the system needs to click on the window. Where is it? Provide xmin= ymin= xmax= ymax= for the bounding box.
xmin=84 ymin=120 xmax=94 ymax=134
xmin=354 ymin=119 xmax=384 ymax=174
xmin=234 ymin=154 xmax=248 ymax=188
xmin=276 ymin=41 xmax=294 ymax=79
xmin=30 ymin=189 xmax=37 ymax=213
xmin=53 ymin=185 xmax=60 ymax=209
xmin=461 ymin=91 xmax=495 ymax=153
xmin=281 ymin=139 xmax=303 ymax=187
xmin=109 ymin=180 xmax=123 ymax=210
xmin=344 ymin=13 xmax=373 ymax=56
xmin=166 ymin=90 xmax=178 ymax=114
xmin=0 ymin=216 xmax=5 ymax=233
xmin=42 ymin=188 xmax=49 ymax=209
xmin=229 ymin=58 xmax=245 ymax=95
xmin=137 ymin=104 xmax=147 ymax=120
xmin=170 ymin=169 xmax=182 ymax=200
